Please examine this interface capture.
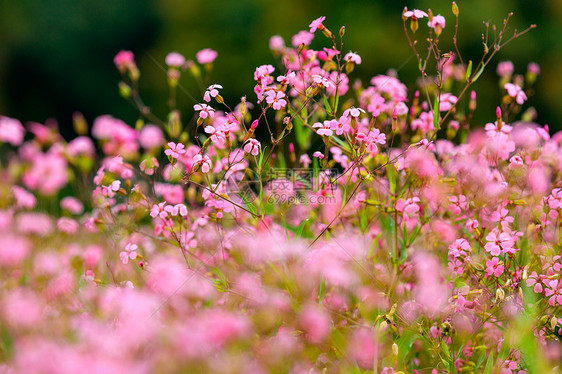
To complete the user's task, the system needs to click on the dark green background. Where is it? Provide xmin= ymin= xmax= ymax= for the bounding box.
xmin=1 ymin=0 xmax=560 ymax=138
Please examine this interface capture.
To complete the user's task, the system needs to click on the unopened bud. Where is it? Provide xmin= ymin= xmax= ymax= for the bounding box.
xmin=402 ymin=7 xmax=408 ymax=21
xmin=250 ymin=119 xmax=259 ymax=130
xmin=339 ymin=26 xmax=345 ymax=38
xmin=551 ymin=316 xmax=558 ymax=331
xmin=118 ymin=82 xmax=132 ymax=99
xmin=496 ymin=106 xmax=502 ymax=128
xmin=215 ymin=95 xmax=225 ymax=105
xmin=72 ymin=112 xmax=88 ymax=136
xmin=496 ymin=288 xmax=505 ymax=302
xmin=392 ymin=342 xmax=399 ymax=357
xmin=410 ymin=18 xmax=419 ymax=33
xmin=452 ymin=2 xmax=459 ymax=16
xmin=239 ymin=97 xmax=247 ymax=117
xmin=469 ymin=90 xmax=477 ymax=111
xmin=289 ymin=143 xmax=296 ymax=163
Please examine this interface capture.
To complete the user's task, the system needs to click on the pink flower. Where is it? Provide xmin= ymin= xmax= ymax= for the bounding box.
xmin=12 ymin=186 xmax=36 ymax=210
xmin=485 ymin=230 xmax=515 ymax=256
xmin=165 ymin=203 xmax=188 ymax=217
xmin=165 ymin=142 xmax=186 ymax=159
xmin=203 ymin=84 xmax=223 ymax=102
xmin=150 ymin=202 xmax=168 ymax=219
xmin=139 ymin=124 xmax=164 ymax=149
xmin=269 ymin=35 xmax=285 ymax=50
xmin=344 ymin=52 xmax=362 ymax=64
xmin=312 ymin=74 xmax=334 ymax=88
xmin=404 ymin=9 xmax=428 ymax=19
xmin=497 ymin=61 xmax=514 ymax=77
xmin=57 ymin=217 xmax=79 ymax=234
xmin=120 ymin=243 xmax=138 ymax=264
xmin=194 ymin=103 xmax=215 ymax=119
xmin=312 ymin=121 xmax=334 ymax=137
xmin=544 ymin=279 xmax=562 ymax=306
xmin=448 ymin=195 xmax=467 ymax=215
xmin=485 ymin=257 xmax=504 ymax=277
xmin=0 ymin=116 xmax=25 ymax=146
xmin=193 ymin=154 xmax=212 ymax=173
xmin=343 ymin=107 xmax=365 ymax=118
xmin=309 ymin=16 xmax=326 ymax=33
xmin=165 ymin=52 xmax=185 ymax=67
xmin=196 ymin=48 xmax=218 ymax=64
xmin=60 ymin=196 xmax=84 ymax=215
xmin=113 ymin=50 xmax=135 ymax=69
xmin=243 ymin=139 xmax=261 ymax=156
xmin=0 ymin=235 xmax=31 ymax=266
xmin=291 ymin=30 xmax=314 ymax=47
xmin=504 ymin=83 xmax=527 ymax=104
xmin=265 ymin=90 xmax=287 ymax=110
xmin=428 ymin=15 xmax=446 ymax=29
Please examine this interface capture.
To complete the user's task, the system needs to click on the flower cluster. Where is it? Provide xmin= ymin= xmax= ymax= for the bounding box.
xmin=0 ymin=6 xmax=558 ymax=374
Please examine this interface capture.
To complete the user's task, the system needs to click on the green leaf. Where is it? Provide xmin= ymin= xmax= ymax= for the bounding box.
xmin=465 ymin=60 xmax=473 ymax=82
xmin=471 ymin=65 xmax=485 ymax=83
xmin=324 ymin=96 xmax=332 ymax=113
xmin=483 ymin=352 xmax=494 ymax=374
xmin=433 ymin=94 xmax=441 ymax=131
xmin=360 ymin=209 xmax=368 ymax=231
xmin=386 ymin=164 xmax=397 ymax=194
xmin=296 ymin=219 xmax=309 ymax=238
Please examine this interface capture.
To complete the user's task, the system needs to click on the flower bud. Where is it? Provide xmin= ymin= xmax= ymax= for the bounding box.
xmin=392 ymin=342 xmax=399 ymax=357
xmin=118 ymin=82 xmax=132 ymax=99
xmin=452 ymin=2 xmax=459 ymax=16
xmin=469 ymin=91 xmax=477 ymax=111
xmin=496 ymin=288 xmax=505 ymax=302
xmin=239 ymin=97 xmax=247 ymax=117
xmin=72 ymin=112 xmax=88 ymax=136
xmin=339 ymin=26 xmax=345 ymax=38
xmin=410 ymin=18 xmax=419 ymax=33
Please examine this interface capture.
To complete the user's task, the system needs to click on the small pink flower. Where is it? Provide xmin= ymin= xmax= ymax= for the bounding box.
xmin=165 ymin=52 xmax=186 ymax=67
xmin=265 ymin=90 xmax=287 ymax=110
xmin=312 ymin=74 xmax=334 ymax=88
xmin=0 ymin=116 xmax=25 ymax=146
xmin=193 ymin=154 xmax=212 ymax=173
xmin=312 ymin=121 xmax=334 ymax=137
xmin=194 ymin=103 xmax=215 ymax=119
xmin=150 ymin=202 xmax=168 ymax=219
xmin=504 ymin=83 xmax=527 ymax=105
xmin=165 ymin=203 xmax=188 ymax=217
xmin=344 ymin=52 xmax=362 ymax=64
xmin=243 ymin=139 xmax=261 ymax=156
xmin=427 ymin=15 xmax=446 ymax=29
xmin=120 ymin=243 xmax=138 ymax=265
xmin=269 ymin=35 xmax=285 ymax=50
xmin=309 ymin=16 xmax=326 ymax=33
xmin=404 ymin=9 xmax=428 ymax=19
xmin=544 ymin=279 xmax=562 ymax=306
xmin=291 ymin=30 xmax=314 ymax=47
xmin=485 ymin=257 xmax=504 ymax=277
xmin=60 ymin=196 xmax=84 ymax=215
xmin=113 ymin=50 xmax=135 ymax=69
xmin=497 ymin=61 xmax=514 ymax=77
xmin=196 ymin=48 xmax=218 ymax=64
xmin=203 ymin=84 xmax=223 ymax=102
xmin=165 ymin=142 xmax=186 ymax=159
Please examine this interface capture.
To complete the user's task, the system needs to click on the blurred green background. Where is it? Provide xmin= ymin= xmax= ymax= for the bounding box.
xmin=0 ymin=0 xmax=561 ymax=138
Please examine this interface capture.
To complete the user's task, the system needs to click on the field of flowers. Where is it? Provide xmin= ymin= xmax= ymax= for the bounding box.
xmin=1 ymin=4 xmax=561 ymax=373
